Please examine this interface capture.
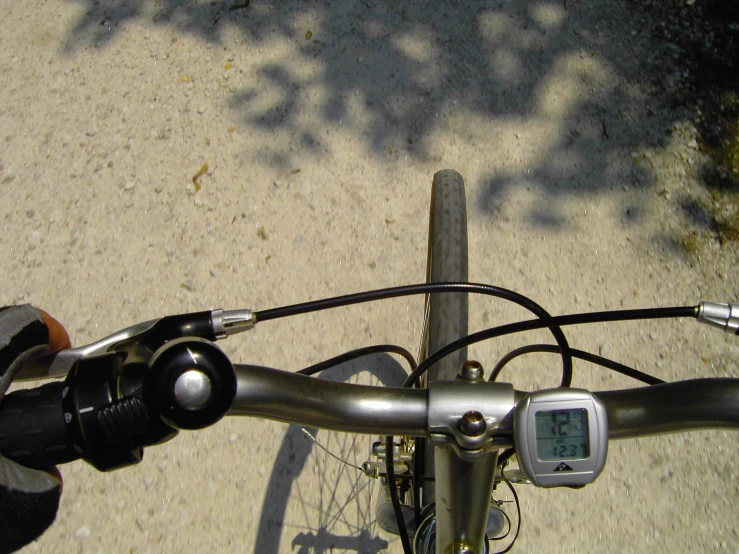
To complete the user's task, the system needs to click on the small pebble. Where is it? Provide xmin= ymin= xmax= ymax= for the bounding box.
xmin=143 ymin=477 xmax=154 ymax=489
xmin=73 ymin=526 xmax=90 ymax=539
xmin=687 ymin=138 xmax=698 ymax=149
xmin=124 ymin=182 xmax=135 ymax=191
xmin=257 ymin=466 xmax=265 ymax=476
xmin=599 ymin=344 xmax=611 ymax=357
xmin=229 ymin=434 xmax=238 ymax=443
xmin=649 ymin=332 xmax=659 ymax=341
xmin=198 ymin=105 xmax=206 ymax=114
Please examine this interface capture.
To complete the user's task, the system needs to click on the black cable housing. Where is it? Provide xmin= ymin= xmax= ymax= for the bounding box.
xmin=403 ymin=306 xmax=696 ymax=388
xmin=489 ymin=344 xmax=666 ymax=385
xmin=256 ymin=282 xmax=575 ymax=387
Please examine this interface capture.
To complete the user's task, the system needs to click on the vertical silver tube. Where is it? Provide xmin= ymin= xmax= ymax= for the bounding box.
xmin=434 ymin=447 xmax=499 ymax=553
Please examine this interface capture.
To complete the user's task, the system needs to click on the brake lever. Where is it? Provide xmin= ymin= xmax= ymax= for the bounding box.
xmin=16 ymin=318 xmax=161 ymax=381
xmin=16 ymin=308 xmax=255 ymax=381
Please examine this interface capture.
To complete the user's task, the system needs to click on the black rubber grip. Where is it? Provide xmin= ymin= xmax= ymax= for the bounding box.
xmin=0 ymin=382 xmax=80 ymax=469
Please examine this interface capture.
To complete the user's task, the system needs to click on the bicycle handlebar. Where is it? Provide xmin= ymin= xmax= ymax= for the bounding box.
xmin=598 ymin=379 xmax=739 ymax=438
xmin=2 ymin=357 xmax=738 ymax=471
xmin=232 ymin=366 xmax=739 ymax=438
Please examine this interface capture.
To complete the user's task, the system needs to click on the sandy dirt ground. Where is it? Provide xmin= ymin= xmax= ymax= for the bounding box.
xmin=1 ymin=0 xmax=737 ymax=552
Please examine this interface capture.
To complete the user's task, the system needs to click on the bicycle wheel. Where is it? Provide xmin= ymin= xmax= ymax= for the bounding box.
xmin=418 ymin=169 xmax=469 ymax=508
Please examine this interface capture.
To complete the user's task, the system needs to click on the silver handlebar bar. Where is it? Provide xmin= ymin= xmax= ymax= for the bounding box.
xmin=230 ymin=364 xmax=739 ymax=440
xmin=230 ymin=364 xmax=428 ymax=436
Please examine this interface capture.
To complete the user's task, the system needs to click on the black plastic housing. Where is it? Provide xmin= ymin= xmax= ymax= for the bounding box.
xmin=0 ymin=381 xmax=78 ymax=469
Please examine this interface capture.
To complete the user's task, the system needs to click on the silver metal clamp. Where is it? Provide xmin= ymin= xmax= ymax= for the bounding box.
xmin=427 ymin=380 xmax=515 ymax=455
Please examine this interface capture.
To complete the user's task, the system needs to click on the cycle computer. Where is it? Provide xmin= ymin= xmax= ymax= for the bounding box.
xmin=514 ymin=388 xmax=608 ymax=487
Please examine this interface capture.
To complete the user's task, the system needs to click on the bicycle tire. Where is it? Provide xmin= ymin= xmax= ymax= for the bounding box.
xmin=424 ymin=169 xmax=469 ymax=382
xmin=418 ymin=169 xmax=469 ymax=512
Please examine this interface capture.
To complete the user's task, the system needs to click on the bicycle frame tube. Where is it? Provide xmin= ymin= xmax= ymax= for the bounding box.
xmin=432 ymin=447 xmax=500 ymax=554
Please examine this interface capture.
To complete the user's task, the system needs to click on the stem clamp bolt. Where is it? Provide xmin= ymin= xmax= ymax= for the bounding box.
xmin=458 ymin=410 xmax=486 ymax=437
xmin=458 ymin=360 xmax=484 ymax=382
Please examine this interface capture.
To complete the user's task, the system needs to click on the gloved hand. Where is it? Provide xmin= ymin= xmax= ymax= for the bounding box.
xmin=0 ymin=305 xmax=70 ymax=554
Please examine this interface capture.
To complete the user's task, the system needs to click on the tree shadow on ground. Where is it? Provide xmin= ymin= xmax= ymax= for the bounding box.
xmin=61 ymin=0 xmax=716 ymax=232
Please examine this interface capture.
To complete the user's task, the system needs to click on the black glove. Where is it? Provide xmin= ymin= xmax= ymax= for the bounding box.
xmin=0 ymin=305 xmax=64 ymax=554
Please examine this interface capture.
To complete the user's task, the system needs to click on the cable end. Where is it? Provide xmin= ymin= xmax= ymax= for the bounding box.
xmin=211 ymin=309 xmax=256 ymax=339
xmin=696 ymin=302 xmax=739 ymax=335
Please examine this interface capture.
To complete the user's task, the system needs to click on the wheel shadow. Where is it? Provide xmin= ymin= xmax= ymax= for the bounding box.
xmin=253 ymin=354 xmax=408 ymax=554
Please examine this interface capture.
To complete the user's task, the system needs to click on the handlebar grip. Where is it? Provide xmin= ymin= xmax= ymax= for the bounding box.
xmin=0 ymin=382 xmax=80 ymax=469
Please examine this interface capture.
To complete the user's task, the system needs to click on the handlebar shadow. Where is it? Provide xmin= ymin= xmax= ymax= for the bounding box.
xmin=252 ymin=353 xmax=406 ymax=553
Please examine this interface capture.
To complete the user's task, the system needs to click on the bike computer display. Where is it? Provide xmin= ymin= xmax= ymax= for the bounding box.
xmin=514 ymin=389 xmax=608 ymax=487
